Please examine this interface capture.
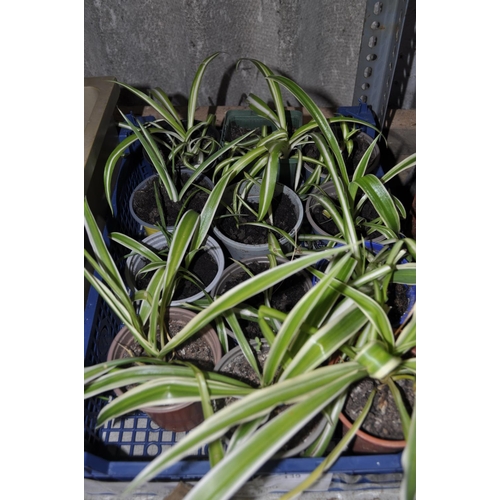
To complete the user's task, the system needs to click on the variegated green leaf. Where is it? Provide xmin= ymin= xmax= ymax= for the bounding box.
xmin=239 ymin=58 xmax=287 ymax=128
xmin=247 ymin=93 xmax=280 ymax=129
xmin=123 ymin=362 xmax=366 ymax=496
xmin=115 ymin=81 xmax=186 ymax=139
xmin=258 ymin=148 xmax=280 ymax=220
xmin=263 ymin=253 xmax=357 ymax=385
xmin=381 ymin=153 xmax=416 ymax=184
xmin=157 ymin=246 xmax=353 ymax=357
xmin=281 ymin=298 xmax=368 ymax=379
xmin=187 ymin=52 xmax=220 ymax=130
xmin=280 ymin=388 xmax=376 ymax=499
xmin=354 ymin=174 xmax=401 ymax=235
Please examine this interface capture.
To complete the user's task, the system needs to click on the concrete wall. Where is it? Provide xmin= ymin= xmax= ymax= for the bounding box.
xmin=84 ymin=0 xmax=415 ymax=109
xmin=84 ymin=0 xmax=368 ymax=108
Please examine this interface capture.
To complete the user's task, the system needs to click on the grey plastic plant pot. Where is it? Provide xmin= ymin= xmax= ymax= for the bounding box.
xmin=214 ymin=340 xmax=327 ymax=458
xmin=304 ymin=181 xmax=338 ymax=240
xmin=213 ymin=182 xmax=304 ymax=261
xmin=304 ymin=181 xmax=389 ymax=246
xmin=211 ymin=255 xmax=312 ymax=340
xmin=106 ymin=308 xmax=222 ymax=432
xmin=129 ymin=170 xmax=214 ymax=236
xmin=125 ymin=232 xmax=225 ymax=306
xmin=302 ymin=130 xmax=381 ymax=184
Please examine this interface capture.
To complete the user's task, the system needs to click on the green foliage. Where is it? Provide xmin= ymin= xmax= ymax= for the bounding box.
xmin=86 ymin=60 xmax=416 ymax=500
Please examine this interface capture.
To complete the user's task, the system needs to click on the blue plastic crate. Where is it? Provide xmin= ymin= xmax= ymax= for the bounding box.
xmin=84 ymin=111 xmax=405 ymax=489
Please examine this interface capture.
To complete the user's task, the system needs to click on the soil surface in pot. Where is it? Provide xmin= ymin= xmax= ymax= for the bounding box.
xmin=218 ymin=261 xmax=309 ymax=339
xmin=217 ymin=344 xmax=323 ymax=453
xmin=343 ymin=377 xmax=415 ymax=440
xmin=303 ymin=132 xmax=377 ymax=180
xmin=309 ymin=195 xmax=382 ymax=240
xmin=216 ymin=193 xmax=296 ymax=245
xmin=226 ymin=123 xmax=262 ymax=143
xmin=135 ymin=249 xmax=218 ymax=301
xmin=387 ymin=283 xmax=411 ymax=327
xmin=124 ymin=320 xmax=216 ymax=372
xmin=132 ymin=173 xmax=210 ymax=227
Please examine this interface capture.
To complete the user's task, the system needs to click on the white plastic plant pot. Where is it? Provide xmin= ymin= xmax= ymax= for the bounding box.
xmin=213 ymin=181 xmax=304 ymax=261
xmin=125 ymin=232 xmax=225 ymax=306
xmin=129 ymin=169 xmax=214 ymax=236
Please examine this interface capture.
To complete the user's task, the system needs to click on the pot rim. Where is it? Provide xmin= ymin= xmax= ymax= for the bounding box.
xmin=213 ymin=181 xmax=304 ymax=250
xmin=107 ymin=308 xmax=222 ymax=414
xmin=125 ymin=233 xmax=225 ymax=305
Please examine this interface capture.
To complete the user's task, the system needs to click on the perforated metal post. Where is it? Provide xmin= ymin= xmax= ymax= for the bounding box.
xmin=353 ymin=0 xmax=410 ymax=131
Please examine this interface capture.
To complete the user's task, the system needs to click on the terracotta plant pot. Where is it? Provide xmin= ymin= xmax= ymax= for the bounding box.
xmin=338 ymin=411 xmax=406 ymax=454
xmin=213 ymin=181 xmax=304 ymax=260
xmin=106 ymin=307 xmax=222 ymax=432
xmin=125 ymin=232 xmax=225 ymax=306
xmin=338 ymin=377 xmax=415 ymax=454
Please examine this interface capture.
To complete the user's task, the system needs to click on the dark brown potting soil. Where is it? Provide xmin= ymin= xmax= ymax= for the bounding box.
xmin=132 ymin=174 xmax=210 ymax=227
xmin=123 ymin=320 xmax=215 ymax=372
xmin=135 ymin=250 xmax=218 ymax=300
xmin=174 ymin=332 xmax=215 ymax=371
xmin=303 ymin=131 xmax=377 ymax=180
xmin=344 ymin=377 xmax=415 ymax=440
xmin=217 ymin=343 xmax=324 ymax=453
xmin=309 ymin=195 xmax=382 ymax=240
xmin=218 ymin=261 xmax=309 ymax=339
xmin=226 ymin=123 xmax=262 ymax=143
xmin=216 ymin=193 xmax=297 ymax=245
xmin=387 ymin=283 xmax=411 ymax=327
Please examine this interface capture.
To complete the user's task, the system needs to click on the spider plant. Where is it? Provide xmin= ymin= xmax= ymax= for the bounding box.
xmin=84 ymin=197 xmax=219 ymax=357
xmin=263 ymin=74 xmax=415 ymax=247
xmin=103 ymin=52 xmax=234 ymax=214
xmin=215 ymin=59 xmax=382 ymax=228
xmin=85 ymin=233 xmax=415 ymax=500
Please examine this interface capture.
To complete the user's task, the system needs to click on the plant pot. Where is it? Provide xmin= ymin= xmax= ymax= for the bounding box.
xmin=302 ymin=130 xmax=380 ymax=184
xmin=213 ymin=181 xmax=304 ymax=261
xmin=304 ymin=181 xmax=386 ymax=245
xmin=129 ymin=170 xmax=214 ymax=236
xmin=338 ymin=377 xmax=415 ymax=454
xmin=106 ymin=307 xmax=222 ymax=432
xmin=211 ymin=256 xmax=312 ymax=340
xmin=214 ymin=340 xmax=327 ymax=457
xmin=411 ymin=194 xmax=416 ymax=240
xmin=125 ymin=232 xmax=225 ymax=306
xmin=221 ymin=109 xmax=303 ymax=188
xmin=313 ymin=240 xmax=416 ymax=327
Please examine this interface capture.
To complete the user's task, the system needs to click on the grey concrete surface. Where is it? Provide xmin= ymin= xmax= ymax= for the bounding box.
xmin=84 ymin=0 xmax=368 ymax=108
